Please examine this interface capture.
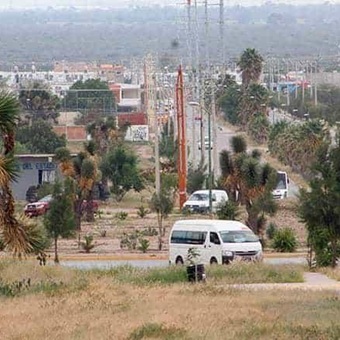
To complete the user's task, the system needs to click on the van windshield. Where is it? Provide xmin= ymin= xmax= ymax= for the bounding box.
xmin=188 ymin=193 xmax=209 ymax=201
xmin=219 ymin=230 xmax=259 ymax=243
xmin=276 ymin=173 xmax=287 ymax=190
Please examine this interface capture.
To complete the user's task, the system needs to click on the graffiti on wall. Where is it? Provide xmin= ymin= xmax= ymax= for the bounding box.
xmin=125 ymin=125 xmax=149 ymax=142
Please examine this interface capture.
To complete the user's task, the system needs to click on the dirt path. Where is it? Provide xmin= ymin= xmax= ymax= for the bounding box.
xmin=226 ymin=272 xmax=340 ymax=291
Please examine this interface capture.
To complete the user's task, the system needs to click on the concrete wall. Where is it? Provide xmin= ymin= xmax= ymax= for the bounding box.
xmin=53 ymin=126 xmax=87 ymax=141
xmin=12 ymin=155 xmax=61 ymax=201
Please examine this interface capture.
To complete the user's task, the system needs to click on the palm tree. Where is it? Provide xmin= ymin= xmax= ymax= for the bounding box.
xmin=237 ymin=48 xmax=264 ymax=89
xmin=55 ymin=146 xmax=98 ymax=229
xmin=219 ymin=135 xmax=277 ymax=240
xmin=0 ymin=92 xmax=49 ymax=257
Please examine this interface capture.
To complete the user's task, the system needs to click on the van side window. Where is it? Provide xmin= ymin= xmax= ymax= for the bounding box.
xmin=171 ymin=231 xmax=207 ymax=245
xmin=210 ymin=232 xmax=220 ymax=244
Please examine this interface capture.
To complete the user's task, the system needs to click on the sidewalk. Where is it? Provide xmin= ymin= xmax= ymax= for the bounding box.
xmin=226 ymin=272 xmax=340 ymax=292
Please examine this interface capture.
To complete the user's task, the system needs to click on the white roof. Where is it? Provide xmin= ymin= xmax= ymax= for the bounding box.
xmin=192 ymin=190 xmax=227 ymax=194
xmin=173 ymin=219 xmax=250 ymax=232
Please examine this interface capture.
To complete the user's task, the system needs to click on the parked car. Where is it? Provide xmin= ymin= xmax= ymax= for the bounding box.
xmin=24 ymin=195 xmax=99 ymax=217
xmin=198 ymin=136 xmax=213 ymax=150
xmin=182 ymin=190 xmax=228 ymax=214
xmin=24 ymin=195 xmax=53 ymax=217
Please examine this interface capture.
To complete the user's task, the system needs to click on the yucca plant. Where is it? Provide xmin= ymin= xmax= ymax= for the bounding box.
xmin=81 ymin=234 xmax=95 ymax=253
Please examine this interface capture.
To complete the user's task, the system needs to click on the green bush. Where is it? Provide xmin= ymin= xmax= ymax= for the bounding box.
xmin=272 ymin=228 xmax=298 ymax=253
xmin=81 ymin=235 xmax=95 ymax=253
xmin=137 ymin=206 xmax=150 ymax=219
xmin=266 ymin=222 xmax=278 ymax=240
xmin=115 ymin=211 xmax=128 ymax=220
xmin=138 ymin=238 xmax=150 ymax=253
xmin=216 ymin=201 xmax=240 ymax=220
xmin=129 ymin=323 xmax=186 ymax=340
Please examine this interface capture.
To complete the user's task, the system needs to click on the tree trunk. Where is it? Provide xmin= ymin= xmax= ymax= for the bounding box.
xmin=330 ymin=238 xmax=338 ymax=268
xmin=74 ymin=199 xmax=83 ymax=231
xmin=85 ymin=192 xmax=95 ymax=223
xmin=158 ymin=213 xmax=163 ymax=251
xmin=54 ymin=236 xmax=59 ymax=264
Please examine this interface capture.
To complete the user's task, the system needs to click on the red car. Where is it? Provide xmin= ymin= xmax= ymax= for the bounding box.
xmin=24 ymin=195 xmax=53 ymax=217
xmin=24 ymin=195 xmax=99 ymax=217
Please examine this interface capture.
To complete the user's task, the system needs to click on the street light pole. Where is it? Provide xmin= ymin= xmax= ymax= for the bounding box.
xmin=208 ymin=94 xmax=213 ymax=215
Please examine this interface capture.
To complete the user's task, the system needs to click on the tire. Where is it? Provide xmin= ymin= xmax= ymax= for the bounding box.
xmin=210 ymin=257 xmax=218 ymax=265
xmin=175 ymin=256 xmax=184 ymax=265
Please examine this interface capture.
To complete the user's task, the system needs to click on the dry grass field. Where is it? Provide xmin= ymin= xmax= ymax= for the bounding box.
xmin=0 ymin=261 xmax=339 ymax=340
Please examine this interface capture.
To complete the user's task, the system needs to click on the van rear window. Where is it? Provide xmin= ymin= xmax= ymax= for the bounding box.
xmin=171 ymin=230 xmax=207 ymax=245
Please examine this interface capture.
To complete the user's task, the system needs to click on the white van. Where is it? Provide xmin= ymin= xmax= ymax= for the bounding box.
xmin=169 ymin=219 xmax=262 ymax=265
xmin=183 ymin=190 xmax=228 ymax=214
xmin=272 ymin=171 xmax=289 ymax=199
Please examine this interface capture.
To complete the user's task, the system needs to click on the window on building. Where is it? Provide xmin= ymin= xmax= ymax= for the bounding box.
xmin=38 ymin=170 xmax=56 ymax=185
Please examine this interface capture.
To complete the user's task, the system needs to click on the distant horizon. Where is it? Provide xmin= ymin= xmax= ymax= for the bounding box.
xmin=1 ymin=0 xmax=340 ymax=10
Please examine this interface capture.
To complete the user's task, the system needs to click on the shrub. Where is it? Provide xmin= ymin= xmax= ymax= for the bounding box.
xmin=272 ymin=228 xmax=298 ymax=253
xmin=81 ymin=235 xmax=95 ymax=253
xmin=216 ymin=201 xmax=240 ymax=220
xmin=99 ymin=229 xmax=107 ymax=237
xmin=129 ymin=323 xmax=186 ymax=340
xmin=96 ymin=210 xmax=104 ymax=219
xmin=266 ymin=222 xmax=278 ymax=240
xmin=141 ymin=227 xmax=158 ymax=237
xmin=138 ymin=238 xmax=150 ymax=253
xmin=115 ymin=211 xmax=128 ymax=220
xmin=120 ymin=231 xmax=139 ymax=250
xmin=137 ymin=206 xmax=150 ymax=219
xmin=0 ymin=237 xmax=5 ymax=251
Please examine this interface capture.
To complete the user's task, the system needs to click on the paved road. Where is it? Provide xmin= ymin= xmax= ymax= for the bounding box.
xmin=61 ymin=257 xmax=307 ymax=270
xmin=186 ymin=104 xmax=300 ymax=197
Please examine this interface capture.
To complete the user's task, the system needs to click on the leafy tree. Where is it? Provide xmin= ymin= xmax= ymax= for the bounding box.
xmin=18 ymin=81 xmax=60 ymax=123
xmin=16 ymin=119 xmax=66 ymax=154
xmin=298 ymin=139 xmax=340 ymax=267
xmin=44 ymin=180 xmax=76 ymax=263
xmin=268 ymin=119 xmax=330 ymax=178
xmin=63 ymin=79 xmax=115 ymax=116
xmin=237 ymin=48 xmax=264 ymax=89
xmin=217 ymin=81 xmax=241 ymax=125
xmin=159 ymin=118 xmax=177 ymax=164
xmin=247 ymin=113 xmax=270 ymax=144
xmin=216 ymin=201 xmax=240 ymax=221
xmin=187 ymin=161 xmax=207 ymax=194
xmin=100 ymin=145 xmax=144 ymax=201
xmin=86 ymin=116 xmax=120 ymax=154
xmin=149 ymin=191 xmax=174 ymax=250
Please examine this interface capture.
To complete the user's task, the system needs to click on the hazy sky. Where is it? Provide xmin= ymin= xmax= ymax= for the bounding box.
xmin=1 ymin=0 xmax=340 ymax=9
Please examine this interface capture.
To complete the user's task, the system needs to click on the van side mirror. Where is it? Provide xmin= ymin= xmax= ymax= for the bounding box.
xmin=214 ymin=238 xmax=220 ymax=245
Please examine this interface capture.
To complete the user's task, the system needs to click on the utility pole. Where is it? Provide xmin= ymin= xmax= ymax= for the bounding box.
xmin=145 ymin=55 xmax=160 ymax=195
xmin=211 ymin=79 xmax=218 ymax=180
xmin=176 ymin=66 xmax=187 ymax=209
xmin=314 ymin=60 xmax=318 ymax=106
xmin=219 ymin=0 xmax=225 ymax=66
xmin=208 ymin=91 xmax=213 ymax=215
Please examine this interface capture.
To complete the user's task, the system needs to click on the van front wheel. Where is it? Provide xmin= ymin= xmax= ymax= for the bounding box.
xmin=175 ymin=256 xmax=184 ymax=265
xmin=210 ymin=257 xmax=218 ymax=265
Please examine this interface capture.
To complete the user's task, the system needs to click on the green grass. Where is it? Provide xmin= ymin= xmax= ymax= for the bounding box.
xmin=129 ymin=323 xmax=187 ymax=340
xmin=206 ymin=262 xmax=304 ymax=284
xmin=89 ymin=262 xmax=304 ymax=285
